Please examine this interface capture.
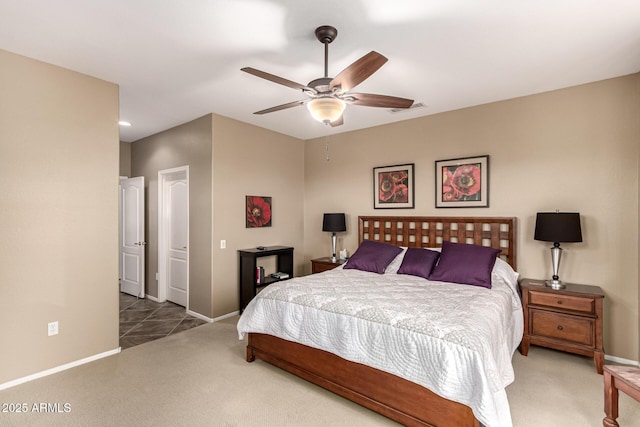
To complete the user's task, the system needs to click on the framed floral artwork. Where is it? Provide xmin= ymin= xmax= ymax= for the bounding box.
xmin=373 ymin=163 xmax=415 ymax=209
xmin=246 ymin=196 xmax=272 ymax=227
xmin=435 ymin=155 xmax=489 ymax=208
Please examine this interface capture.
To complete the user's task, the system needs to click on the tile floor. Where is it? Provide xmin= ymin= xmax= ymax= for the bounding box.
xmin=119 ymin=292 xmax=207 ymax=350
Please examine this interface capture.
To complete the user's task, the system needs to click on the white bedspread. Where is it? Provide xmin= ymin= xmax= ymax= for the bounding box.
xmin=237 ymin=265 xmax=523 ymax=427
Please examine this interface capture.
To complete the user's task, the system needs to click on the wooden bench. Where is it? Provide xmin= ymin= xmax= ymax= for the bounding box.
xmin=603 ymin=365 xmax=640 ymax=426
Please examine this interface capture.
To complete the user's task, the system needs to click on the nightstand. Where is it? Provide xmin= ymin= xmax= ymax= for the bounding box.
xmin=311 ymin=257 xmax=345 ymax=274
xmin=519 ymin=278 xmax=605 ymax=374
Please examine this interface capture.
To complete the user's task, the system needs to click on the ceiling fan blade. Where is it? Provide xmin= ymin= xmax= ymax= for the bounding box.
xmin=254 ymin=100 xmax=307 ymax=115
xmin=329 ymin=51 xmax=388 ymax=92
xmin=346 ymin=93 xmax=414 ymax=109
xmin=329 ymin=115 xmax=344 ymax=127
xmin=241 ymin=67 xmax=316 ymax=93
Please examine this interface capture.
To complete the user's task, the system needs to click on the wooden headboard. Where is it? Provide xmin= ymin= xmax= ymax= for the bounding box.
xmin=358 ymin=216 xmax=517 ymax=270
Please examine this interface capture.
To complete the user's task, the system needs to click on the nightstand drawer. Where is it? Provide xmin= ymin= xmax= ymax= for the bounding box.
xmin=530 ymin=310 xmax=594 ymax=346
xmin=529 ymin=290 xmax=595 ymax=314
xmin=311 ymin=257 xmax=345 ymax=274
xmin=312 ymin=262 xmax=338 ymax=273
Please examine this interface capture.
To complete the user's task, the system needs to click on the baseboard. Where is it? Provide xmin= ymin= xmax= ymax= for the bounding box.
xmin=186 ymin=309 xmax=237 ymax=323
xmin=213 ymin=311 xmax=240 ymax=322
xmin=605 ymin=354 xmax=639 ymax=367
xmin=187 ymin=309 xmax=214 ymax=323
xmin=0 ymin=348 xmax=121 ymax=391
xmin=142 ymin=298 xmax=225 ymax=323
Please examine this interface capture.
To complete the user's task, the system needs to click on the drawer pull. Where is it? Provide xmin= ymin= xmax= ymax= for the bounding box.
xmin=557 ymin=325 xmax=564 ymax=331
xmin=557 ymin=300 xmax=563 ymax=305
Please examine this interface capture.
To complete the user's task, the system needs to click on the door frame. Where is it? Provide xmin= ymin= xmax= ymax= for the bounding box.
xmin=157 ymin=166 xmax=190 ymax=307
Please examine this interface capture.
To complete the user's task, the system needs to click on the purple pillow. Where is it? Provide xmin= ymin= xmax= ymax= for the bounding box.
xmin=397 ymin=247 xmax=440 ymax=279
xmin=428 ymin=241 xmax=501 ymax=288
xmin=344 ymin=240 xmax=403 ymax=274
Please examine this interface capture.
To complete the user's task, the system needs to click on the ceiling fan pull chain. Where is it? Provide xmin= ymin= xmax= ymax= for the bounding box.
xmin=325 ymin=135 xmax=330 ymax=162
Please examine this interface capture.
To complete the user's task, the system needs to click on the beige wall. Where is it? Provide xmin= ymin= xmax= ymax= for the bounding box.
xmin=0 ymin=50 xmax=119 ymax=384
xmin=129 ymin=114 xmax=304 ymax=318
xmin=210 ymin=115 xmax=305 ymax=316
xmin=304 ymin=74 xmax=640 ymax=361
xmin=130 ymin=115 xmax=213 ymax=317
xmin=119 ymin=141 xmax=131 ymax=177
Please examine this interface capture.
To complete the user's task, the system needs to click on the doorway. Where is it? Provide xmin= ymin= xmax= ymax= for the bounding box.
xmin=158 ymin=166 xmax=189 ymax=307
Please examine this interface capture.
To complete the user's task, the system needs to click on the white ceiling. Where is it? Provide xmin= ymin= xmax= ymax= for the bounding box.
xmin=2 ymin=0 xmax=639 ymax=142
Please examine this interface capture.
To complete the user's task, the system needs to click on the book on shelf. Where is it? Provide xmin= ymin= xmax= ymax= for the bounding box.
xmin=270 ymin=272 xmax=290 ymax=280
xmin=256 ymin=266 xmax=265 ymax=284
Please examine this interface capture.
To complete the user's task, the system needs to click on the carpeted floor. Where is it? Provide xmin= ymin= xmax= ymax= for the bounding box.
xmin=0 ymin=316 xmax=638 ymax=426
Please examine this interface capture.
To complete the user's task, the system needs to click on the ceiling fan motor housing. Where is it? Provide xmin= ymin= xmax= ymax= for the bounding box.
xmin=315 ymin=26 xmax=338 ymax=44
xmin=307 ymin=77 xmax=333 ymax=94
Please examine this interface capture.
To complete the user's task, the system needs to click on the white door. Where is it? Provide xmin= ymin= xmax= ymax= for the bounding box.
xmin=158 ymin=167 xmax=189 ymax=307
xmin=119 ymin=176 xmax=145 ymax=298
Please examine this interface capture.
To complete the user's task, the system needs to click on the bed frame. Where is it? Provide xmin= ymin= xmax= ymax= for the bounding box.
xmin=246 ymin=216 xmax=517 ymax=427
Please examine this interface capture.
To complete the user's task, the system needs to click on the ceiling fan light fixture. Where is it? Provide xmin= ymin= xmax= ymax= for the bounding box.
xmin=307 ymin=97 xmax=346 ymax=123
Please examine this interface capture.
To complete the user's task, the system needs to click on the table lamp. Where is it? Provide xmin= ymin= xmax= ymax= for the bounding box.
xmin=322 ymin=213 xmax=346 ymax=262
xmin=534 ymin=211 xmax=582 ymax=289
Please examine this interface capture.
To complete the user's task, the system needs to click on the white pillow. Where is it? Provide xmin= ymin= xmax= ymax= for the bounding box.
xmin=383 ymin=246 xmax=407 ymax=274
xmin=492 ymin=257 xmax=519 ymax=286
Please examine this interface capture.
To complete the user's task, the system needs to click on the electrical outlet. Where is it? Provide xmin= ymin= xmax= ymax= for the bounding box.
xmin=220 ymin=240 xmax=226 ymax=249
xmin=48 ymin=321 xmax=59 ymax=336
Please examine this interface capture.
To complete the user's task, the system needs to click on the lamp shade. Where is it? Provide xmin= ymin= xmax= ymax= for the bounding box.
xmin=534 ymin=212 xmax=582 ymax=243
xmin=307 ymin=98 xmax=346 ymax=123
xmin=322 ymin=213 xmax=346 ymax=232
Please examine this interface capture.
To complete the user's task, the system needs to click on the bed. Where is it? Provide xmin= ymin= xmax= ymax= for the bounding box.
xmin=237 ymin=216 xmax=521 ymax=427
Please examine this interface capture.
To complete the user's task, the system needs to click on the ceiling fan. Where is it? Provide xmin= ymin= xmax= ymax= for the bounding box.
xmin=241 ymin=25 xmax=414 ymax=127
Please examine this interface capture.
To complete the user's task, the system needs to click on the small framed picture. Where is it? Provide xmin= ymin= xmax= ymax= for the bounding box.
xmin=373 ymin=163 xmax=415 ymax=209
xmin=246 ymin=196 xmax=272 ymax=228
xmin=435 ymin=155 xmax=489 ymax=208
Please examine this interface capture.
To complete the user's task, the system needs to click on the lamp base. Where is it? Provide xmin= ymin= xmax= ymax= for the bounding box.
xmin=330 ymin=256 xmax=337 ymax=263
xmin=545 ymin=279 xmax=566 ymax=290
xmin=330 ymin=232 xmax=338 ymax=264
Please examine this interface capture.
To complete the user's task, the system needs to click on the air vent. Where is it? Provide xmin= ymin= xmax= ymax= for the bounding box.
xmin=389 ymin=102 xmax=426 ymax=113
